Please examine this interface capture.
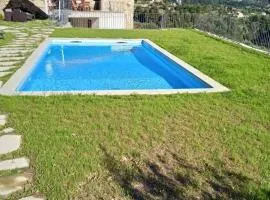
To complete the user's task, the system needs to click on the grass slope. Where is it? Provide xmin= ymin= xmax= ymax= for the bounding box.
xmin=0 ymin=28 xmax=269 ymax=199
xmin=0 ymin=32 xmax=13 ymax=46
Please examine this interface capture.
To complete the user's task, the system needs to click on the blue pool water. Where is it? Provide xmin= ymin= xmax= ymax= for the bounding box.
xmin=18 ymin=40 xmax=211 ymax=91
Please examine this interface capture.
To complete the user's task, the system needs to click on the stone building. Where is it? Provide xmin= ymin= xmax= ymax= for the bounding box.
xmin=0 ymin=0 xmax=45 ymax=15
xmin=0 ymin=0 xmax=134 ymax=29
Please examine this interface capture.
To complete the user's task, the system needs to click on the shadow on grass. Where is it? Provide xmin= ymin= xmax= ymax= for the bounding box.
xmin=100 ymin=146 xmax=268 ymax=200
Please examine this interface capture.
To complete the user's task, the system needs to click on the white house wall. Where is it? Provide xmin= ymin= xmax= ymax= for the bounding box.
xmin=69 ymin=11 xmax=126 ymax=29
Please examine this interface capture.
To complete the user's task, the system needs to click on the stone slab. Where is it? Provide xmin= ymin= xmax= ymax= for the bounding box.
xmin=3 ymin=45 xmax=34 ymax=48
xmin=0 ymin=57 xmax=25 ymax=62
xmin=0 ymin=71 xmax=12 ymax=78
xmin=0 ymin=61 xmax=19 ymax=66
xmin=0 ymin=135 xmax=21 ymax=155
xmin=0 ymin=171 xmax=32 ymax=198
xmin=0 ymin=48 xmax=31 ymax=51
xmin=0 ymin=127 xmax=15 ymax=134
xmin=0 ymin=66 xmax=16 ymax=72
xmin=0 ymin=81 xmax=2 ymax=88
xmin=0 ymin=115 xmax=7 ymax=126
xmin=0 ymin=115 xmax=7 ymax=120
xmin=19 ymin=196 xmax=45 ymax=200
xmin=0 ymin=26 xmax=8 ymax=30
xmin=0 ymin=50 xmax=32 ymax=54
xmin=0 ymin=157 xmax=29 ymax=171
xmin=3 ymin=30 xmax=20 ymax=33
xmin=0 ymin=52 xmax=24 ymax=56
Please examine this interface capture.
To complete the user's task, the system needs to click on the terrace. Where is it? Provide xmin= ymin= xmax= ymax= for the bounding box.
xmin=0 ymin=20 xmax=269 ymax=199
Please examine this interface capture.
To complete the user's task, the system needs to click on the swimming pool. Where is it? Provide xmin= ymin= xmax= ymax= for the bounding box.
xmin=0 ymin=38 xmax=229 ymax=95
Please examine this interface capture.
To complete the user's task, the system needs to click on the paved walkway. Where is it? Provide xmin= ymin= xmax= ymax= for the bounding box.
xmin=0 ymin=115 xmax=46 ymax=199
xmin=0 ymin=22 xmax=53 ymax=199
xmin=0 ymin=22 xmax=54 ymax=86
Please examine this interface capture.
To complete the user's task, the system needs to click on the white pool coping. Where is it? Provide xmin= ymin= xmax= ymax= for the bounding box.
xmin=0 ymin=38 xmax=229 ymax=96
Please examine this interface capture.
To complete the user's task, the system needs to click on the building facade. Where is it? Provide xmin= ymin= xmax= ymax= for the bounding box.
xmin=0 ymin=0 xmax=46 ymax=15
xmin=0 ymin=0 xmax=134 ymax=29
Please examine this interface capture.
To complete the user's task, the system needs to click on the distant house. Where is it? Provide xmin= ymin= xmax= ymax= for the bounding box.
xmin=1 ymin=0 xmax=134 ymax=29
xmin=0 ymin=0 xmax=46 ymax=15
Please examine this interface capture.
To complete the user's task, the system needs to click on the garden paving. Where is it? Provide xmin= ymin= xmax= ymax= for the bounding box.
xmin=0 ymin=127 xmax=15 ymax=135
xmin=0 ymin=49 xmax=32 ymax=54
xmin=0 ymin=157 xmax=29 ymax=171
xmin=0 ymin=62 xmax=19 ymax=66
xmin=0 ymin=22 xmax=53 ymax=199
xmin=0 ymin=71 xmax=13 ymax=78
xmin=0 ymin=66 xmax=17 ymax=72
xmin=19 ymin=196 xmax=45 ymax=200
xmin=0 ymin=57 xmax=25 ymax=62
xmin=0 ymin=171 xmax=33 ymax=198
xmin=0 ymin=115 xmax=7 ymax=126
xmin=0 ymin=135 xmax=21 ymax=155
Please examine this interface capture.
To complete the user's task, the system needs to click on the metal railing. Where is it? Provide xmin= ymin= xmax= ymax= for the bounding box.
xmin=133 ymin=11 xmax=270 ymax=52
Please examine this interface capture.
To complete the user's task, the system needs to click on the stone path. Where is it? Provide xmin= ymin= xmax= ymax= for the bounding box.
xmin=0 ymin=24 xmax=54 ymax=89
xmin=0 ymin=115 xmax=7 ymax=126
xmin=19 ymin=195 xmax=45 ymax=200
xmin=0 ymin=157 xmax=29 ymax=171
xmin=0 ymin=171 xmax=33 ymax=198
xmin=0 ymin=114 xmax=45 ymax=200
xmin=0 ymin=22 xmax=53 ymax=198
xmin=0 ymin=135 xmax=21 ymax=155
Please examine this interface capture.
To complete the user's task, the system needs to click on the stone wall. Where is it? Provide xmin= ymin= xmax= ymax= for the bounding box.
xmin=0 ymin=0 xmax=45 ymax=15
xmin=0 ymin=0 xmax=9 ymax=15
xmin=101 ymin=0 xmax=134 ymax=29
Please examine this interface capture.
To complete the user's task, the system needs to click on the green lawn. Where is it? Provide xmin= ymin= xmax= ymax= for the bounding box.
xmin=0 ymin=32 xmax=13 ymax=46
xmin=0 ymin=28 xmax=269 ymax=199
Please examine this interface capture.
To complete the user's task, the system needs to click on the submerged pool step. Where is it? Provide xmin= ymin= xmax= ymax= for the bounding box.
xmin=111 ymin=45 xmax=133 ymax=52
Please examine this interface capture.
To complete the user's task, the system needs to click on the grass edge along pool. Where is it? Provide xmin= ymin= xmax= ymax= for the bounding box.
xmin=0 ymin=38 xmax=229 ymax=96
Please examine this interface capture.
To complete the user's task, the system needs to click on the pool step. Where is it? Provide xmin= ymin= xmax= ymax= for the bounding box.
xmin=111 ymin=45 xmax=133 ymax=52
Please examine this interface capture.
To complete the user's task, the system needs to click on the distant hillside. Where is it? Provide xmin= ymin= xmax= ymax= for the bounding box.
xmin=135 ymin=0 xmax=270 ymax=7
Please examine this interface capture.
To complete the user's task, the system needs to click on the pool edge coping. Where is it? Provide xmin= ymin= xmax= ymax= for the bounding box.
xmin=0 ymin=38 xmax=230 ymax=96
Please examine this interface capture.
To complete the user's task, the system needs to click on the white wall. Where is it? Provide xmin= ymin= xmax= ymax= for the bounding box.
xmin=69 ymin=11 xmax=126 ymax=29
